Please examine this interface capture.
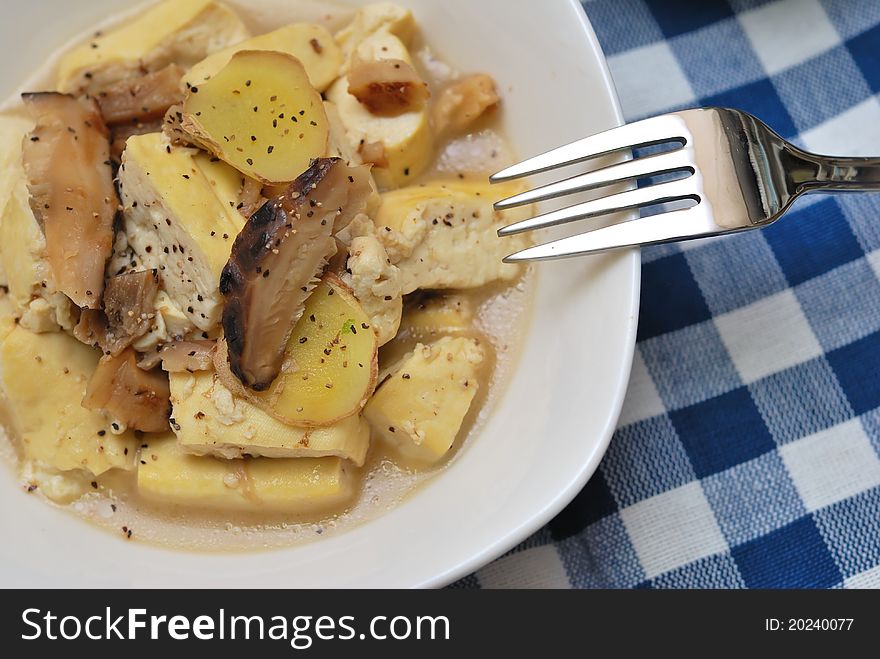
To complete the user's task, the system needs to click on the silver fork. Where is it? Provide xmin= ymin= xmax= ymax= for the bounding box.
xmin=490 ymin=107 xmax=880 ymax=262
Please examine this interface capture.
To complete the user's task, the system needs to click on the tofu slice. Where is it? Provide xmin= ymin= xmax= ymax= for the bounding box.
xmin=345 ymin=234 xmax=402 ymax=346
xmin=0 ymin=325 xmax=137 ymax=475
xmin=374 ymin=181 xmax=531 ymax=293
xmin=325 ymin=29 xmax=432 ymax=189
xmin=364 ymin=335 xmax=484 ymax=464
xmin=183 ymin=23 xmax=343 ymax=92
xmin=0 ymin=114 xmax=33 ymax=212
xmin=137 ymin=434 xmax=357 ymax=513
xmin=56 ymin=0 xmax=250 ymax=94
xmin=169 ymin=369 xmax=370 ymax=464
xmin=119 ymin=133 xmax=245 ymax=331
xmin=401 ymin=294 xmax=475 ymax=338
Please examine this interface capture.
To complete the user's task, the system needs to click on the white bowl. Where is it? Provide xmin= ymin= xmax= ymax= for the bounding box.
xmin=0 ymin=0 xmax=638 ymax=588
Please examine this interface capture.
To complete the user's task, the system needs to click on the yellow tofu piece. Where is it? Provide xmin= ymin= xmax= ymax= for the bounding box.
xmin=0 ymin=290 xmax=16 ymax=344
xmin=336 ymin=2 xmax=416 ymax=65
xmin=402 ymin=294 xmax=475 ymax=339
xmin=364 ymin=335 xmax=484 ymax=464
xmin=326 ymin=30 xmax=432 ymax=189
xmin=169 ymin=369 xmax=370 ymax=464
xmin=56 ymin=0 xmax=250 ymax=94
xmin=137 ymin=434 xmax=356 ymax=513
xmin=0 ymin=114 xmax=33 ymax=212
xmin=0 ymin=325 xmax=136 ymax=475
xmin=0 ymin=172 xmax=48 ymax=312
xmin=184 ymin=23 xmax=343 ymax=92
xmin=119 ymin=133 xmax=245 ymax=331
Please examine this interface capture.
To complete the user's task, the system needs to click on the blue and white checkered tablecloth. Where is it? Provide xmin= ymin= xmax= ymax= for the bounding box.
xmin=457 ymin=0 xmax=880 ymax=589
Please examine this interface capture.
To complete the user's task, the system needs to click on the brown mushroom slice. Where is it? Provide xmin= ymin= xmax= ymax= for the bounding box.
xmin=138 ymin=340 xmax=215 ymax=373
xmin=94 ymin=64 xmax=185 ymax=126
xmin=83 ymin=347 xmax=171 ymax=433
xmin=220 ymin=157 xmax=373 ymax=390
xmin=103 ymin=269 xmax=160 ymax=349
xmin=348 ymin=58 xmax=429 ymax=116
xmin=21 ymin=92 xmax=117 ymax=309
xmin=109 ymin=118 xmax=163 ymax=164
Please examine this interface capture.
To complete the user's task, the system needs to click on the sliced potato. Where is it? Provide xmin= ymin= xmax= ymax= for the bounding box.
xmin=181 ymin=50 xmax=329 ymax=184
xmin=137 ymin=434 xmax=356 ymax=513
xmin=0 ymin=325 xmax=136 ymax=475
xmin=170 ymin=369 xmax=370 ymax=464
xmin=222 ymin=276 xmax=378 ymax=427
xmin=183 ymin=23 xmax=343 ymax=92
xmin=365 ymin=336 xmax=484 ymax=465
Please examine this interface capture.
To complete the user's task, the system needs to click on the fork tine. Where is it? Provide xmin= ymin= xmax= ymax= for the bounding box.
xmin=489 ymin=114 xmax=689 ymax=183
xmin=503 ymin=204 xmax=720 ymax=262
xmin=494 ymin=149 xmax=693 ymax=210
xmin=497 ymin=178 xmax=698 ymax=236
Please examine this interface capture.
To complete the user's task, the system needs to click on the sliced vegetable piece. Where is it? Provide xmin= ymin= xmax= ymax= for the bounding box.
xmin=348 ymin=59 xmax=429 ymax=116
xmin=101 ymin=269 xmax=160 ymax=353
xmin=220 ymin=158 xmax=373 ymax=390
xmin=21 ymin=92 xmax=117 ymax=309
xmin=137 ymin=434 xmax=357 ymax=513
xmin=83 ymin=347 xmax=171 ymax=433
xmin=94 ymin=64 xmax=184 ymax=125
xmin=183 ymin=23 xmax=343 ymax=92
xmin=432 ymin=74 xmax=500 ymax=138
xmin=180 ymin=50 xmax=329 ymax=184
xmin=169 ymin=369 xmax=370 ymax=463
xmin=364 ymin=336 xmax=484 ymax=465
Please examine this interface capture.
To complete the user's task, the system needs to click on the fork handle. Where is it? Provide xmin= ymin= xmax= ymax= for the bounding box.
xmin=800 ymin=154 xmax=880 ymax=192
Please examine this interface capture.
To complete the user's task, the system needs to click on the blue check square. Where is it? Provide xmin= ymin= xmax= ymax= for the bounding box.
xmin=584 ymin=0 xmax=665 ymax=56
xmin=638 ymin=252 xmax=712 ymax=341
xmin=651 ymin=553 xmax=745 ymax=588
xmin=557 ymin=515 xmax=646 ymax=589
xmin=602 ymin=415 xmax=695 ymax=507
xmin=644 ymin=0 xmax=734 ymax=38
xmin=836 ymin=193 xmax=880 ymax=253
xmin=732 ymin=516 xmax=843 ymax=588
xmin=549 ymin=468 xmax=619 ymax=540
xmin=684 ymin=232 xmax=788 ymax=315
xmin=846 ymin=22 xmax=880 ymax=93
xmin=772 ymin=46 xmax=872 ymax=132
xmin=670 ymin=387 xmax=775 ymax=478
xmin=763 ymin=198 xmax=863 ymax=287
xmin=827 ymin=330 xmax=880 ymax=415
xmin=795 ymin=258 xmax=880 ymax=352
xmin=814 ymin=485 xmax=880 ymax=579
xmin=822 ymin=0 xmax=880 ymax=40
xmin=748 ymin=357 xmax=853 ymax=446
xmin=641 ymin=320 xmax=742 ymax=410
xmin=702 ymin=78 xmax=797 ymax=138
xmin=703 ymin=452 xmax=806 ymax=545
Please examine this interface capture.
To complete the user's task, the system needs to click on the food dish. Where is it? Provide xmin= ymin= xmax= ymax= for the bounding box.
xmin=0 ymin=0 xmax=633 ymax=583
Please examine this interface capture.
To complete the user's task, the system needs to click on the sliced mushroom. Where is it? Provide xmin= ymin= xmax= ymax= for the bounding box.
xmin=137 ymin=339 xmax=215 ymax=373
xmin=21 ymin=92 xmax=117 ymax=309
xmin=82 ymin=347 xmax=171 ymax=433
xmin=237 ymin=176 xmax=267 ymax=220
xmin=103 ymin=269 xmax=160 ymax=348
xmin=93 ymin=64 xmax=185 ymax=126
xmin=220 ymin=157 xmax=373 ymax=390
xmin=348 ymin=59 xmax=429 ymax=116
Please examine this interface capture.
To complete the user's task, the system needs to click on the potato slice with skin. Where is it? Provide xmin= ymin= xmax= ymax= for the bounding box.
xmin=170 ymin=369 xmax=370 ymax=464
xmin=181 ymin=50 xmax=329 ymax=184
xmin=137 ymin=434 xmax=356 ymax=514
xmin=219 ymin=276 xmax=378 ymax=427
xmin=183 ymin=24 xmax=343 ymax=93
xmin=365 ymin=336 xmax=484 ymax=465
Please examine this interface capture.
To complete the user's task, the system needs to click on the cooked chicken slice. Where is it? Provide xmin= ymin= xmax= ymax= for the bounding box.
xmin=342 ymin=234 xmax=402 ymax=346
xmin=220 ymin=158 xmax=373 ymax=390
xmin=21 ymin=92 xmax=118 ymax=309
xmin=93 ymin=64 xmax=184 ymax=126
xmin=118 ymin=133 xmax=245 ymax=331
xmin=82 ymin=347 xmax=171 ymax=433
xmin=432 ymin=74 xmax=500 ymax=138
xmin=56 ymin=0 xmax=249 ymax=95
xmin=374 ymin=180 xmax=531 ymax=293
